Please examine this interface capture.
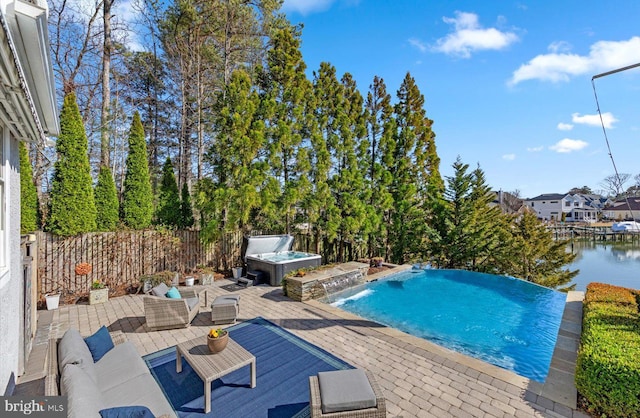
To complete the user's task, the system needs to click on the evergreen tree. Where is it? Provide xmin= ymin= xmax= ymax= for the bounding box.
xmin=259 ymin=27 xmax=312 ymax=233
xmin=121 ymin=111 xmax=153 ymax=229
xmin=309 ymin=62 xmax=341 ymax=257
xmin=430 ymin=158 xmax=506 ymax=270
xmin=332 ymin=72 xmax=368 ymax=261
xmin=504 ymin=212 xmax=578 ymax=289
xmin=198 ymin=69 xmax=264 ymax=241
xmin=155 ymin=156 xmax=181 ymax=226
xmin=94 ymin=165 xmax=119 ymax=231
xmin=388 ymin=73 xmax=435 ymax=263
xmin=19 ymin=142 xmax=39 ymax=233
xmin=180 ymin=183 xmax=194 ymax=228
xmin=48 ymin=92 xmax=97 ymax=236
xmin=363 ymin=76 xmax=395 ymax=258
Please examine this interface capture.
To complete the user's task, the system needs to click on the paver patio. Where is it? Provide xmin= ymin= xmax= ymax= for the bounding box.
xmin=20 ymin=279 xmax=590 ymax=418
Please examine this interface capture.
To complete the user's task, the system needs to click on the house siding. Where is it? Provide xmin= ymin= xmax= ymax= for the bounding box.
xmin=0 ymin=132 xmax=20 ymax=394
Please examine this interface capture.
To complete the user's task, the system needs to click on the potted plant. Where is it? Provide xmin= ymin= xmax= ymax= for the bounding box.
xmin=371 ymin=257 xmax=384 ymax=267
xmin=89 ymin=280 xmax=109 ymax=305
xmin=45 ymin=292 xmax=61 ymax=310
xmin=207 ymin=328 xmax=229 ymax=353
xmin=196 ymin=264 xmax=215 ymax=286
xmin=139 ymin=271 xmax=176 ymax=293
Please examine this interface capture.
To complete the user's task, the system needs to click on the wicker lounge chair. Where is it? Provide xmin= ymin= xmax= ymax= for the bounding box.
xmin=143 ymin=283 xmax=200 ymax=331
xmin=309 ymin=369 xmax=386 ymax=418
xmin=211 ymin=294 xmax=240 ymax=324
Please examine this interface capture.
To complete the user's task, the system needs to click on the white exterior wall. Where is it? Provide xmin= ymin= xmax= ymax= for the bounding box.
xmin=0 ymin=130 xmax=20 ymax=394
xmin=526 ymin=198 xmax=566 ymax=221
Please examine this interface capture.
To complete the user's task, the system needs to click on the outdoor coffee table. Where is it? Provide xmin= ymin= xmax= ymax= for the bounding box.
xmin=175 ymin=336 xmax=256 ymax=413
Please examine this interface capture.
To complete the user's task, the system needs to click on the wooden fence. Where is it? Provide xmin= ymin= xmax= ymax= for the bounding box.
xmin=36 ymin=230 xmax=368 ymax=298
xmin=37 ymin=230 xmax=215 ymax=297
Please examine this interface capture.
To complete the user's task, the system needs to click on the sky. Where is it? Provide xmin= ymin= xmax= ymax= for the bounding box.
xmin=281 ymin=0 xmax=640 ymax=199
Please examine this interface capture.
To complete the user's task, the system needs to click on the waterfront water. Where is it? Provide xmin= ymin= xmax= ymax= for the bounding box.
xmin=566 ymin=241 xmax=640 ymax=291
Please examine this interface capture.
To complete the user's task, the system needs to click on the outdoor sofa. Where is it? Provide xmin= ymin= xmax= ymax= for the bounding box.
xmin=45 ymin=327 xmax=175 ymax=418
xmin=143 ymin=282 xmax=200 ymax=331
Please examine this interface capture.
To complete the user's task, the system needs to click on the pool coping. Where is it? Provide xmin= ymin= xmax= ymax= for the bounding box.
xmin=305 ymin=269 xmax=583 ymax=411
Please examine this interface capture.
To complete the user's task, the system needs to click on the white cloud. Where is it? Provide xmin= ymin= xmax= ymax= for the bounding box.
xmin=557 ymin=123 xmax=574 ymax=131
xmin=527 ymin=146 xmax=544 ymax=152
xmin=282 ymin=0 xmax=335 ymax=15
xmin=433 ymin=11 xmax=519 ymax=58
xmin=510 ymin=36 xmax=640 ymax=85
xmin=548 ymin=41 xmax=572 ymax=54
xmin=572 ymin=112 xmax=618 ymax=129
xmin=502 ymin=154 xmax=516 ymax=161
xmin=408 ymin=38 xmax=427 ymax=53
xmin=549 ymin=138 xmax=588 ymax=153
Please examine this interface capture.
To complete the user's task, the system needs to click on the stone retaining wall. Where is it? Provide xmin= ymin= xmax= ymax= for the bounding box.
xmin=285 ymin=262 xmax=369 ymax=302
xmin=285 ymin=262 xmax=409 ymax=302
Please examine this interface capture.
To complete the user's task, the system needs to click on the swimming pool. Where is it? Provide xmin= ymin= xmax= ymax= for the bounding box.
xmin=329 ymin=269 xmax=566 ymax=382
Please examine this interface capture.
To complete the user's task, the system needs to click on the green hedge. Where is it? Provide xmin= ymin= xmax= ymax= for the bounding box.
xmin=576 ymin=282 xmax=640 ymax=417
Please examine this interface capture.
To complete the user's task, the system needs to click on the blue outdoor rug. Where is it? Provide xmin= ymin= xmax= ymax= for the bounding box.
xmin=143 ymin=317 xmax=353 ymax=418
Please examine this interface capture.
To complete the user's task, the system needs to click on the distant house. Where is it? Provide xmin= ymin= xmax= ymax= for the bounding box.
xmin=524 ymin=193 xmax=611 ymax=222
xmin=490 ymin=190 xmax=531 ymax=215
xmin=0 ymin=0 xmax=58 ymax=396
xmin=602 ymin=199 xmax=640 ymax=221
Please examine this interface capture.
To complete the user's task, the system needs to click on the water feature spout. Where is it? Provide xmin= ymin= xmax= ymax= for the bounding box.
xmin=320 ymin=271 xmax=364 ymax=304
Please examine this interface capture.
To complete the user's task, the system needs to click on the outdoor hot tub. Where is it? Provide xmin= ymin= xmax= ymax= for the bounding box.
xmin=242 ymin=235 xmax=322 ymax=286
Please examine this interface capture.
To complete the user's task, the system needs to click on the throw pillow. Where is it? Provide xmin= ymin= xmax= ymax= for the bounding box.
xmin=84 ymin=325 xmax=114 ymax=362
xmin=150 ymin=282 xmax=169 ymax=297
xmin=165 ymin=286 xmax=181 ymax=299
xmin=99 ymin=406 xmax=155 ymax=418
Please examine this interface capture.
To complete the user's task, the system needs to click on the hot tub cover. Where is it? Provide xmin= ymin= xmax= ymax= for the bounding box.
xmin=241 ymin=235 xmax=294 ymax=261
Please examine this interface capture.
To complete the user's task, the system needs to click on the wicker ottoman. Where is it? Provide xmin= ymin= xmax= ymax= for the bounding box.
xmin=309 ymin=369 xmax=386 ymax=417
xmin=211 ymin=295 xmax=240 ymax=324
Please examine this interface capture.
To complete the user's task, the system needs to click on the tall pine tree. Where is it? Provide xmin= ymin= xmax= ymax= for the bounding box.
xmin=364 ymin=76 xmax=395 ymax=258
xmin=309 ymin=62 xmax=341 ymax=257
xmin=48 ymin=92 xmax=97 ymax=236
xmin=332 ymin=73 xmax=368 ymax=261
xmin=19 ymin=142 xmax=39 ymax=233
xmin=121 ymin=112 xmax=153 ymax=229
xmin=388 ymin=73 xmax=434 ymax=263
xmin=260 ymin=27 xmax=312 ymax=234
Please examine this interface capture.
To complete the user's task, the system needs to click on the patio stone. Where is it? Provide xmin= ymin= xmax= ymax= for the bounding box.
xmin=16 ymin=280 xmax=584 ymax=417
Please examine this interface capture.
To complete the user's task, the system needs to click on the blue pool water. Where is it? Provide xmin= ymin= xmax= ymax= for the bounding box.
xmin=330 ymin=269 xmax=566 ymax=382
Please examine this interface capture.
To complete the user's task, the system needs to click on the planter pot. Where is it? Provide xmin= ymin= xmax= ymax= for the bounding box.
xmin=89 ymin=288 xmax=109 ymax=305
xmin=185 ymin=277 xmax=195 ymax=287
xmin=171 ymin=273 xmax=180 ymax=286
xmin=200 ymin=273 xmax=214 ymax=286
xmin=232 ymin=267 xmax=243 ymax=280
xmin=45 ymin=294 xmax=60 ymax=310
xmin=207 ymin=333 xmax=229 ymax=353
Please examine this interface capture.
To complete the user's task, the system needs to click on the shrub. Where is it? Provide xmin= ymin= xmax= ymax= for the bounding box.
xmin=94 ymin=166 xmax=119 ymax=231
xmin=155 ymin=157 xmax=180 ymax=226
xmin=19 ymin=142 xmax=39 ymax=233
xmin=48 ymin=92 xmax=97 ymax=236
xmin=575 ymin=282 xmax=640 ymax=417
xmin=121 ymin=111 xmax=153 ymax=229
xmin=179 ymin=182 xmax=194 ymax=228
